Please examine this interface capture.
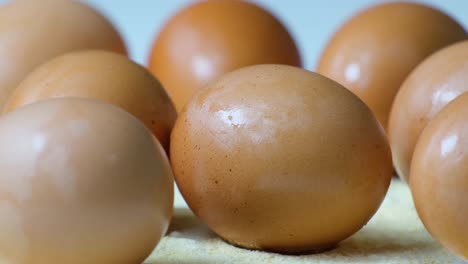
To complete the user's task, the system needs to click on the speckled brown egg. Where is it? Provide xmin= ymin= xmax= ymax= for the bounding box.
xmin=148 ymin=0 xmax=301 ymax=112
xmin=0 ymin=0 xmax=126 ymax=108
xmin=0 ymin=98 xmax=174 ymax=264
xmin=3 ymin=50 xmax=176 ymax=152
xmin=410 ymin=92 xmax=468 ymax=261
xmin=389 ymin=40 xmax=468 ymax=182
xmin=317 ymin=2 xmax=466 ymax=131
xmin=170 ymin=64 xmax=392 ymax=253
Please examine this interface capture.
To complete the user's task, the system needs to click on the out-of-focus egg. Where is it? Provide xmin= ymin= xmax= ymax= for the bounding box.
xmin=317 ymin=2 xmax=466 ymax=131
xmin=410 ymin=92 xmax=468 ymax=261
xmin=0 ymin=98 xmax=174 ymax=264
xmin=3 ymin=50 xmax=176 ymax=152
xmin=389 ymin=40 xmax=468 ymax=182
xmin=148 ymin=0 xmax=301 ymax=112
xmin=0 ymin=0 xmax=126 ymax=108
xmin=170 ymin=64 xmax=392 ymax=253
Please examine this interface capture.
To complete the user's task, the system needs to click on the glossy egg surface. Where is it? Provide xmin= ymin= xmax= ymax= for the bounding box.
xmin=170 ymin=64 xmax=392 ymax=253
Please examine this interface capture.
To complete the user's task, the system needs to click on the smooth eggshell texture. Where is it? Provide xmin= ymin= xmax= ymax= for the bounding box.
xmin=170 ymin=64 xmax=393 ymax=253
xmin=148 ymin=0 xmax=301 ymax=112
xmin=317 ymin=2 xmax=466 ymax=131
xmin=389 ymin=40 xmax=468 ymax=182
xmin=0 ymin=0 xmax=126 ymax=108
xmin=410 ymin=92 xmax=468 ymax=261
xmin=0 ymin=98 xmax=174 ymax=264
xmin=3 ymin=50 xmax=177 ymax=152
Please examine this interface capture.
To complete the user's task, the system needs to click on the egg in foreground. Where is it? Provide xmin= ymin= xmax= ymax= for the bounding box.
xmin=0 ymin=98 xmax=173 ymax=264
xmin=410 ymin=92 xmax=468 ymax=261
xmin=170 ymin=64 xmax=392 ymax=253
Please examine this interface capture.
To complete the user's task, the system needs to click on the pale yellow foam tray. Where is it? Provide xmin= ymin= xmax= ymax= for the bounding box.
xmin=145 ymin=179 xmax=461 ymax=264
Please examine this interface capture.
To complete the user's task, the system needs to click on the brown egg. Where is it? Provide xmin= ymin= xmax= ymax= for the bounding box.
xmin=170 ymin=64 xmax=392 ymax=253
xmin=4 ymin=50 xmax=176 ymax=152
xmin=317 ymin=2 xmax=466 ymax=131
xmin=389 ymin=40 xmax=468 ymax=182
xmin=148 ymin=0 xmax=301 ymax=112
xmin=0 ymin=98 xmax=174 ymax=264
xmin=0 ymin=0 xmax=126 ymax=108
xmin=410 ymin=92 xmax=468 ymax=261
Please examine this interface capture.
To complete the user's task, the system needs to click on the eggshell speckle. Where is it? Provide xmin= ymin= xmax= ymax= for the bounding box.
xmin=170 ymin=64 xmax=392 ymax=253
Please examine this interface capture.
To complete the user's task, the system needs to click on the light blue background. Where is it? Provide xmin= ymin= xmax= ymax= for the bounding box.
xmin=81 ymin=0 xmax=468 ymax=70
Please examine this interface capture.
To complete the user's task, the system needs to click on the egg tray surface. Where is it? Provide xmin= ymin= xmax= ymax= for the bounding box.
xmin=145 ymin=179 xmax=457 ymax=264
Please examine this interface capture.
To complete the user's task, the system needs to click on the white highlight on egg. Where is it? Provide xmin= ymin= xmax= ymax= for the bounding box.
xmin=212 ymin=93 xmax=307 ymax=148
xmin=440 ymin=133 xmax=458 ymax=157
xmin=218 ymin=109 xmax=244 ymax=127
xmin=345 ymin=63 xmax=361 ymax=83
xmin=193 ymin=55 xmax=214 ymax=81
xmin=216 ymin=108 xmax=270 ymax=143
xmin=32 ymin=133 xmax=47 ymax=153
xmin=431 ymin=88 xmax=458 ymax=110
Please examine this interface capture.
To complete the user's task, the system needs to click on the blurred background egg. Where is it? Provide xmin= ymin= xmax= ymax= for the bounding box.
xmin=170 ymin=64 xmax=392 ymax=253
xmin=0 ymin=98 xmax=174 ymax=264
xmin=3 ymin=50 xmax=176 ymax=152
xmin=317 ymin=2 xmax=466 ymax=131
xmin=147 ymin=0 xmax=301 ymax=111
xmin=389 ymin=40 xmax=468 ymax=182
xmin=0 ymin=0 xmax=126 ymax=108
xmin=410 ymin=92 xmax=468 ymax=261
xmin=78 ymin=1 xmax=468 ymax=69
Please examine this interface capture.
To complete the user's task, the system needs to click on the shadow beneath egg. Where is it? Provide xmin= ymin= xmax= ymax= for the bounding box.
xmin=165 ymin=207 xmax=216 ymax=240
xmin=329 ymin=222 xmax=439 ymax=259
xmin=146 ymin=259 xmax=220 ymax=264
xmin=146 ymin=190 xmax=453 ymax=263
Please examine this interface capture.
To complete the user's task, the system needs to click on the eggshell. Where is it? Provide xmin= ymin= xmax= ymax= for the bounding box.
xmin=0 ymin=0 xmax=126 ymax=108
xmin=148 ymin=0 xmax=301 ymax=112
xmin=389 ymin=40 xmax=468 ymax=182
xmin=410 ymin=92 xmax=468 ymax=261
xmin=170 ymin=64 xmax=392 ymax=253
xmin=317 ymin=2 xmax=466 ymax=131
xmin=0 ymin=98 xmax=174 ymax=264
xmin=3 ymin=50 xmax=176 ymax=152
